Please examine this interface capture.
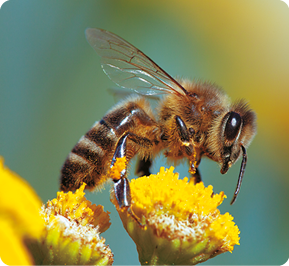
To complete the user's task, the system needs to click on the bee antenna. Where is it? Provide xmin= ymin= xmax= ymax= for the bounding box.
xmin=230 ymin=145 xmax=247 ymax=205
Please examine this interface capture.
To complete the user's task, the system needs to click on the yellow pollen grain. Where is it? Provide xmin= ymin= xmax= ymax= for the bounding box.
xmin=110 ymin=157 xmax=127 ymax=180
xmin=130 ymin=166 xmax=226 ymax=221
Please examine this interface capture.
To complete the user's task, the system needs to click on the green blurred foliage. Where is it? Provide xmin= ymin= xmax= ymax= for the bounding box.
xmin=0 ymin=0 xmax=288 ymax=265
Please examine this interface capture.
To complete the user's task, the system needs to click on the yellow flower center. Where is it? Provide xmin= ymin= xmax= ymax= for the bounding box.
xmin=129 ymin=166 xmax=240 ymax=251
xmin=130 ymin=166 xmax=225 ymax=220
xmin=42 ymin=183 xmax=111 ymax=233
xmin=38 ymin=183 xmax=114 ymax=265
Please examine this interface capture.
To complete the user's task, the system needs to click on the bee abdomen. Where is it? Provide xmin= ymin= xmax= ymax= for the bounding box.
xmin=60 ymin=121 xmax=117 ymax=192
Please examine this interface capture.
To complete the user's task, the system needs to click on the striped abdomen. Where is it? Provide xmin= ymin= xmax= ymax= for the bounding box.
xmin=60 ymin=119 xmax=117 ymax=191
xmin=60 ymin=98 xmax=158 ymax=192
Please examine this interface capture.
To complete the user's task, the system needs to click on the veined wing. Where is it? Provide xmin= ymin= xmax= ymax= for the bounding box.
xmin=85 ymin=28 xmax=188 ymax=96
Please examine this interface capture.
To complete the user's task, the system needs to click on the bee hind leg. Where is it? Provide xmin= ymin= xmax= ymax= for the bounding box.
xmin=110 ymin=134 xmax=131 ymax=208
xmin=111 ymin=132 xmax=154 ymax=208
xmin=111 ymin=132 xmax=152 ymax=228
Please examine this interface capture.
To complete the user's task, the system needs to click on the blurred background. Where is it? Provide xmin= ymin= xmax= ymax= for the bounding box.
xmin=1 ymin=0 xmax=288 ymax=265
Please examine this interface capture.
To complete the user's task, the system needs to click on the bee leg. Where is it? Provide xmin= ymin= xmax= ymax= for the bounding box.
xmin=175 ymin=115 xmax=195 ymax=156
xmin=174 ymin=116 xmax=205 ymax=186
xmin=175 ymin=115 xmax=199 ymax=172
xmin=175 ymin=115 xmax=190 ymax=144
xmin=111 ymin=133 xmax=149 ymax=228
xmin=136 ymin=157 xmax=152 ymax=177
xmin=191 ymin=168 xmax=202 ymax=184
xmin=111 ymin=132 xmax=154 ymax=208
xmin=111 ymin=134 xmax=131 ymax=208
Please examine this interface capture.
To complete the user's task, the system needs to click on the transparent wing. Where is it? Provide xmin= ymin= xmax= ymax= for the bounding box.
xmin=85 ymin=28 xmax=188 ymax=96
xmin=107 ymin=87 xmax=160 ymax=103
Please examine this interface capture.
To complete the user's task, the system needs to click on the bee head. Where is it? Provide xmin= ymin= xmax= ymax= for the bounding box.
xmin=207 ymin=99 xmax=256 ymax=203
xmin=219 ymin=100 xmax=256 ymax=174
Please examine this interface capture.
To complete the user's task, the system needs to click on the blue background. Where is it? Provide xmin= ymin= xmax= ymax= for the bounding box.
xmin=1 ymin=1 xmax=288 ymax=265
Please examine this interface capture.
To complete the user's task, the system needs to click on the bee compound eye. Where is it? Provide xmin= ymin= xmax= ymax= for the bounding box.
xmin=224 ymin=112 xmax=242 ymax=141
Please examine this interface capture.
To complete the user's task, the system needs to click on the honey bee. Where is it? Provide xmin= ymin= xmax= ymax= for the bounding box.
xmin=60 ymin=28 xmax=256 ymax=207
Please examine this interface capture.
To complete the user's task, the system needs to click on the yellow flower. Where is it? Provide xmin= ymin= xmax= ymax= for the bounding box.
xmin=0 ymin=157 xmax=44 ymax=265
xmin=111 ymin=158 xmax=240 ymax=265
xmin=0 ymin=157 xmax=113 ymax=265
xmin=31 ymin=183 xmax=114 ymax=265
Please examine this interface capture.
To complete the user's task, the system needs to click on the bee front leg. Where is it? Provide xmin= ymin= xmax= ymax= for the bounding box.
xmin=175 ymin=115 xmax=196 ymax=158
xmin=174 ymin=115 xmax=202 ymax=184
xmin=175 ymin=115 xmax=194 ymax=160
xmin=175 ymin=115 xmax=191 ymax=145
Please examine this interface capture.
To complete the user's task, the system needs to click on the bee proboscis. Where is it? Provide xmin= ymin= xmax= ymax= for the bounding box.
xmin=60 ymin=28 xmax=256 ymax=207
